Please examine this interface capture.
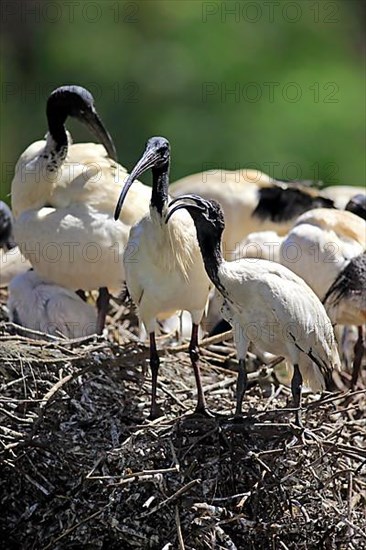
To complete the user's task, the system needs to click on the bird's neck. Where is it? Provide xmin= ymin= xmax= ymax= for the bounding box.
xmin=45 ymin=107 xmax=69 ymax=171
xmin=151 ymin=165 xmax=169 ymax=216
xmin=195 ymin=227 xmax=225 ymax=293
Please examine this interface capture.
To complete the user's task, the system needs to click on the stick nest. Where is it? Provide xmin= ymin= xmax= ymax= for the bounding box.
xmin=0 ymin=294 xmax=365 ymax=550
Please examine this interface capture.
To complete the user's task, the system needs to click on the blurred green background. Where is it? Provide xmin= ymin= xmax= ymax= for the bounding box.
xmin=1 ymin=0 xmax=365 ymax=204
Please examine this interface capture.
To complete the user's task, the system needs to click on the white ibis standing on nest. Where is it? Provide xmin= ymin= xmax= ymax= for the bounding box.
xmin=8 ymin=270 xmax=97 ymax=338
xmin=11 ymin=85 xmax=151 ymax=334
xmin=114 ymin=137 xmax=212 ymax=419
xmin=167 ymin=195 xmax=340 ymax=425
xmin=170 ymin=170 xmax=334 ymax=259
xmin=280 ymin=208 xmax=366 ymax=385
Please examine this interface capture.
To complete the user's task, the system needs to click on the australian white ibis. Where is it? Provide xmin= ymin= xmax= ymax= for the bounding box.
xmin=170 ymin=170 xmax=334 ymax=259
xmin=8 ymin=270 xmax=97 ymax=338
xmin=11 ymin=85 xmax=151 ymax=334
xmin=167 ymin=195 xmax=340 ymax=425
xmin=114 ymin=137 xmax=212 ymax=419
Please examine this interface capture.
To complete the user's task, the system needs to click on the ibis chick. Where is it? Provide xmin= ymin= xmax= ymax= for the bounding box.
xmin=167 ymin=195 xmax=340 ymax=425
xmin=8 ymin=270 xmax=97 ymax=338
xmin=114 ymin=138 xmax=212 ymax=419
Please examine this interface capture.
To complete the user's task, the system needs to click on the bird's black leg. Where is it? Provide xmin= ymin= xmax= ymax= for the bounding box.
xmin=189 ymin=323 xmax=211 ymax=416
xmin=235 ymin=359 xmax=248 ymax=417
xmin=291 ymin=364 xmax=303 ymax=427
xmin=96 ymin=287 xmax=110 ymax=334
xmin=149 ymin=332 xmax=163 ymax=419
xmin=351 ymin=326 xmax=364 ymax=389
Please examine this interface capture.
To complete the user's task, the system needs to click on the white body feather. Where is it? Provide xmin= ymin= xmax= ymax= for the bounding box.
xmin=234 ymin=230 xmax=284 ymax=262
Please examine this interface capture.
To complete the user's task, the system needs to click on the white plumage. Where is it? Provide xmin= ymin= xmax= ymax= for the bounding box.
xmin=167 ymin=195 xmax=340 ymax=423
xmin=8 ymin=270 xmax=97 ymax=338
xmin=234 ymin=230 xmax=284 ymax=262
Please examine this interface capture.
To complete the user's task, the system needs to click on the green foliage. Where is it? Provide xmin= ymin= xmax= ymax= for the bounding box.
xmin=1 ymin=0 xmax=365 ymax=203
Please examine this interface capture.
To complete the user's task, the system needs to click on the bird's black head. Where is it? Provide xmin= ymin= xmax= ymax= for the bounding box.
xmin=166 ymin=194 xmax=225 ymax=237
xmin=166 ymin=195 xmax=225 ymax=283
xmin=48 ymin=85 xmax=94 ymax=119
xmin=345 ymin=193 xmax=366 ymax=220
xmin=114 ymin=136 xmax=171 ymax=220
xmin=46 ymin=85 xmax=117 ymax=160
xmin=145 ymin=136 xmax=170 ymax=169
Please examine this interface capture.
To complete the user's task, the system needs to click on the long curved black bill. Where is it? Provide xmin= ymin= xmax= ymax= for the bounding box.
xmin=83 ymin=110 xmax=117 ymax=162
xmin=114 ymin=146 xmax=160 ymax=220
xmin=165 ymin=194 xmax=207 ymax=224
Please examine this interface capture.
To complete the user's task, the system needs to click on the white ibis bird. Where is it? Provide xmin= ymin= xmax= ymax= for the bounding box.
xmin=11 ymin=85 xmax=151 ymax=334
xmin=114 ymin=137 xmax=212 ymax=419
xmin=0 ymin=201 xmax=15 ymax=250
xmin=321 ymin=185 xmax=365 ymax=210
xmin=167 ymin=195 xmax=340 ymax=425
xmin=8 ymin=270 xmax=97 ymax=338
xmin=170 ymin=170 xmax=334 ymax=259
xmin=280 ymin=209 xmax=366 ymax=385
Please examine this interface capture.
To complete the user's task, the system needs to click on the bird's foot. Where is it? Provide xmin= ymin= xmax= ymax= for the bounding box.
xmin=287 ymin=424 xmax=320 ymax=447
xmin=192 ymin=405 xmax=215 ymax=419
xmin=148 ymin=403 xmax=164 ymax=421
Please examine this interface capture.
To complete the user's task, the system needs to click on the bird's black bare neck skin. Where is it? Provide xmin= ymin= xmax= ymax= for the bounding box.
xmin=151 ymin=164 xmax=170 ymax=216
xmin=192 ymin=218 xmax=228 ymax=297
xmin=46 ymin=97 xmax=69 ymax=154
xmin=253 ymin=186 xmax=335 ymax=223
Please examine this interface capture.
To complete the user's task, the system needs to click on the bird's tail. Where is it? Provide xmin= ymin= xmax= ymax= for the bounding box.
xmin=300 ymin=342 xmax=341 ymax=392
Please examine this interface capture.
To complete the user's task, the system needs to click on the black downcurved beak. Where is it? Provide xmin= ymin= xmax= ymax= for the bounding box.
xmin=82 ymin=109 xmax=117 ymax=162
xmin=165 ymin=194 xmax=207 ymax=224
xmin=114 ymin=146 xmax=160 ymax=220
